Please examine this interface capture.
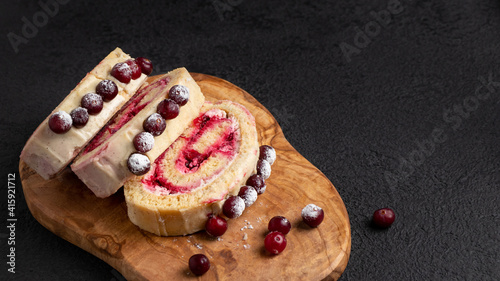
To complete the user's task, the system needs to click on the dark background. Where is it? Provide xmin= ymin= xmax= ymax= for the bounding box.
xmin=1 ymin=0 xmax=499 ymax=280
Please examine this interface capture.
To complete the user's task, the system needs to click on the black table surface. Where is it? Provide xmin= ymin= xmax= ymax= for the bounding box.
xmin=1 ymin=0 xmax=499 ymax=280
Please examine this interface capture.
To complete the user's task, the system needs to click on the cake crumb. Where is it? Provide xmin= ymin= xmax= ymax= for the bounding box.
xmin=243 ymin=233 xmax=248 ymax=241
xmin=243 ymin=244 xmax=251 ymax=249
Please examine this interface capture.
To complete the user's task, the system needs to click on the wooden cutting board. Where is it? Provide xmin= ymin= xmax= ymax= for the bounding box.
xmin=19 ymin=73 xmax=351 ymax=281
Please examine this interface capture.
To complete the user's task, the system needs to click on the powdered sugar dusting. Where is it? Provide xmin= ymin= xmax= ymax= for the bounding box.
xmin=239 ymin=186 xmax=258 ymax=207
xmin=127 ymin=153 xmax=150 ymax=174
xmin=302 ymin=204 xmax=322 ymax=220
xmin=257 ymin=159 xmax=271 ymax=179
xmin=260 ymin=145 xmax=276 ymax=165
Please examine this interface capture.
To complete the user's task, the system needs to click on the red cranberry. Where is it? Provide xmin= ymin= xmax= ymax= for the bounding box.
xmin=188 ymin=254 xmax=210 ymax=276
xmin=264 ymin=231 xmax=287 ymax=255
xmin=259 ymin=145 xmax=276 ymax=165
xmin=48 ymin=111 xmax=72 ymax=134
xmin=127 ymin=153 xmax=151 ymax=175
xmin=111 ymin=62 xmax=132 ymax=83
xmin=372 ymin=208 xmax=395 ymax=228
xmin=125 ymin=59 xmax=142 ymax=79
xmin=222 ymin=196 xmax=245 ymax=219
xmin=81 ymin=93 xmax=103 ymax=115
xmin=238 ymin=185 xmax=257 ymax=207
xmin=143 ymin=113 xmax=166 ymax=136
xmin=70 ymin=107 xmax=89 ymax=128
xmin=96 ymin=80 xmax=118 ymax=102
xmin=133 ymin=132 xmax=154 ymax=153
xmin=169 ymin=85 xmax=189 ymax=106
xmin=205 ymin=215 xmax=227 ymax=237
xmin=157 ymin=99 xmax=180 ymax=120
xmin=302 ymin=204 xmax=324 ymax=227
xmin=135 ymin=57 xmax=153 ymax=75
xmin=246 ymin=174 xmax=266 ymax=195
xmin=256 ymin=159 xmax=271 ymax=179
xmin=268 ymin=216 xmax=291 ymax=235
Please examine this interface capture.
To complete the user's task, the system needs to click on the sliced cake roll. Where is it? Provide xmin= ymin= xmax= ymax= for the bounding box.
xmin=124 ymin=100 xmax=259 ymax=236
xmin=20 ymin=47 xmax=150 ymax=180
xmin=71 ymin=68 xmax=205 ymax=198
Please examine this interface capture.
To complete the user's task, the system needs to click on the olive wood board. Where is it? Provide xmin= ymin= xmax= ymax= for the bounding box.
xmin=19 ymin=73 xmax=351 ymax=281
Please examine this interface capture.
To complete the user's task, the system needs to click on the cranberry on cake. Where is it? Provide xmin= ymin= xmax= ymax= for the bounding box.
xmin=71 ymin=68 xmax=205 ymax=198
xmin=124 ymin=100 xmax=259 ymax=236
xmin=20 ymin=48 xmax=149 ymax=180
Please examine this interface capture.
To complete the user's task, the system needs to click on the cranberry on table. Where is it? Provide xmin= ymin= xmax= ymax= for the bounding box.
xmin=133 ymin=132 xmax=154 ymax=153
xmin=125 ymin=59 xmax=142 ymax=80
xmin=81 ymin=93 xmax=103 ymax=115
xmin=259 ymin=145 xmax=276 ymax=165
xmin=127 ymin=153 xmax=151 ymax=175
xmin=96 ymin=80 xmax=118 ymax=102
xmin=48 ymin=111 xmax=72 ymax=134
xmin=143 ymin=113 xmax=166 ymax=136
xmin=157 ymin=98 xmax=180 ymax=120
xmin=268 ymin=216 xmax=291 ymax=235
xmin=111 ymin=62 xmax=132 ymax=83
xmin=238 ymin=185 xmax=258 ymax=207
xmin=302 ymin=204 xmax=324 ymax=227
xmin=372 ymin=208 xmax=395 ymax=228
xmin=222 ymin=196 xmax=245 ymax=219
xmin=188 ymin=254 xmax=210 ymax=276
xmin=264 ymin=231 xmax=287 ymax=255
xmin=135 ymin=57 xmax=153 ymax=75
xmin=169 ymin=85 xmax=190 ymax=106
xmin=205 ymin=215 xmax=228 ymax=237
xmin=246 ymin=174 xmax=266 ymax=195
xmin=256 ymin=159 xmax=271 ymax=179
xmin=70 ymin=107 xmax=89 ymax=128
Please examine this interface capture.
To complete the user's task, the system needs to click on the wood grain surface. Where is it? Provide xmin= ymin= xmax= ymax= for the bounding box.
xmin=19 ymin=73 xmax=351 ymax=280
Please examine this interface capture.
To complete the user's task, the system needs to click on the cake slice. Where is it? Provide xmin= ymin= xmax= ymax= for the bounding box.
xmin=20 ymin=48 xmax=149 ymax=180
xmin=71 ymin=68 xmax=205 ymax=198
xmin=124 ymin=100 xmax=259 ymax=236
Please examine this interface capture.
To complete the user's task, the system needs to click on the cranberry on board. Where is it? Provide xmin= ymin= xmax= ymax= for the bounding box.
xmin=301 ymin=204 xmax=324 ymax=227
xmin=259 ymin=145 xmax=276 ymax=165
xmin=188 ymin=254 xmax=210 ymax=276
xmin=238 ymin=185 xmax=258 ymax=207
xmin=246 ymin=174 xmax=266 ymax=194
xmin=256 ymin=159 xmax=271 ymax=179
xmin=268 ymin=216 xmax=291 ymax=235
xmin=222 ymin=196 xmax=245 ymax=219
xmin=205 ymin=215 xmax=228 ymax=237
xmin=264 ymin=231 xmax=287 ymax=255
